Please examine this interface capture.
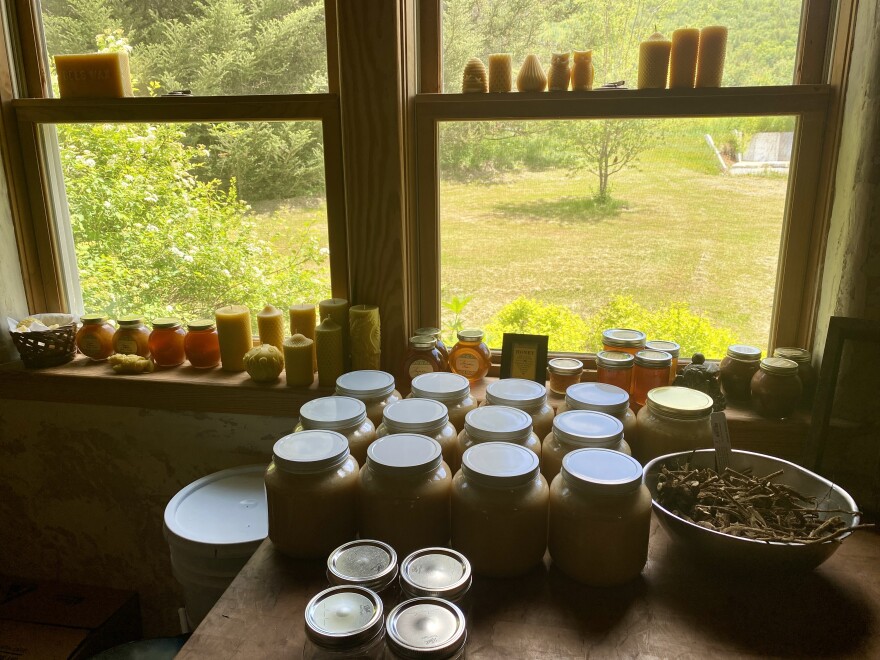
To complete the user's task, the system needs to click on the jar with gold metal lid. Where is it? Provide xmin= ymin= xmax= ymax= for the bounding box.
xmin=409 ymin=372 xmax=477 ymax=431
xmin=336 ymin=370 xmax=402 ymax=427
xmin=184 ymin=319 xmax=220 ymax=368
xmin=720 ymin=344 xmax=762 ymax=401
xmin=596 ymin=350 xmax=634 ymax=394
xmin=632 ymin=350 xmax=672 ymax=411
xmin=113 ymin=315 xmax=150 ymax=357
xmin=602 ymin=328 xmax=646 ymax=356
xmin=76 ymin=313 xmax=116 ymax=360
xmin=772 ymin=347 xmax=815 ymax=407
xmin=403 ymin=335 xmax=444 ymax=386
xmin=541 ymin=410 xmax=629 ymax=481
xmin=415 ymin=327 xmax=449 ymax=370
xmin=149 ymin=318 xmax=186 ymax=367
xmin=634 ymin=386 xmax=713 ymax=464
xmin=484 ymin=378 xmax=555 ymax=439
xmin=449 ymin=329 xmax=491 ymax=382
xmin=751 ymin=357 xmax=802 ymax=419
xmin=547 ymin=357 xmax=583 ymax=396
xmin=645 ymin=339 xmax=680 ymax=384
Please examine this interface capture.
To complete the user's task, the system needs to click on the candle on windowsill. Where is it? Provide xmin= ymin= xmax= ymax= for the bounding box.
xmin=316 ymin=317 xmax=345 ymax=388
xmin=669 ymin=28 xmax=700 ymax=88
xmin=54 ymin=53 xmax=134 ymax=98
xmin=571 ymin=50 xmax=594 ymax=91
xmin=257 ymin=305 xmax=285 ymax=355
xmin=638 ymin=32 xmax=672 ymax=89
xmin=289 ymin=303 xmax=317 ymax=371
xmin=695 ymin=26 xmax=728 ymax=88
xmin=284 ymin=334 xmax=314 ymax=388
xmin=319 ymin=298 xmax=350 ymax=369
xmin=215 ymin=305 xmax=253 ymax=372
xmin=349 ymin=304 xmax=381 ymax=371
xmin=488 ymin=54 xmax=512 ymax=92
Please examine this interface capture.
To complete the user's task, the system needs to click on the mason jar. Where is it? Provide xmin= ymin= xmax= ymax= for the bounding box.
xmin=719 ymin=344 xmax=762 ymax=402
xmin=772 ymin=347 xmax=816 ymax=407
xmin=336 ymin=370 xmax=402 ymax=427
xmin=645 ymin=339 xmax=680 ymax=384
xmin=484 ymin=378 xmax=555 ymax=439
xmin=459 ymin=405 xmax=541 ymax=463
xmin=399 ymin=548 xmax=472 ymax=617
xmin=751 ymin=357 xmax=802 ymax=419
xmin=376 ymin=398 xmax=459 ymax=473
xmin=384 ymin=597 xmax=467 ymax=659
xmin=409 ymin=372 xmax=477 ymax=431
xmin=555 ymin=382 xmax=637 ymax=446
xmin=601 ymin=328 xmax=646 ymax=356
xmin=296 ymin=396 xmax=377 ymax=468
xmin=303 ymin=585 xmax=385 ymax=659
xmin=634 ymin=386 xmax=713 ymax=465
xmin=541 ymin=410 xmax=629 ymax=482
xmin=327 ymin=539 xmax=399 ymax=613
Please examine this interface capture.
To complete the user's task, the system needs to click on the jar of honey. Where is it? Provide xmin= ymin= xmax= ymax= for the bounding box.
xmin=602 ymin=328 xmax=646 ymax=356
xmin=541 ymin=410 xmax=629 ymax=482
xmin=557 ymin=382 xmax=638 ymax=444
xmin=596 ymin=351 xmax=634 ymax=394
xmin=296 ymin=396 xmax=376 ymax=468
xmin=632 ymin=350 xmax=672 ymax=411
xmin=336 ymin=370 xmax=402 ymax=427
xmin=376 ymin=398 xmax=458 ymax=473
xmin=646 ymin=340 xmax=680 ymax=384
xmin=409 ymin=372 xmax=477 ymax=431
xmin=402 ymin=335 xmax=444 ymax=386
xmin=634 ymin=386 xmax=713 ymax=464
xmin=184 ymin=319 xmax=220 ymax=368
xmin=773 ymin=347 xmax=816 ymax=407
xmin=459 ymin=405 xmax=541 ymax=461
xmin=750 ymin=357 xmax=802 ymax=419
xmin=547 ymin=358 xmax=583 ymax=396
xmin=385 ymin=598 xmax=467 ymax=659
xmin=415 ymin=326 xmax=449 ymax=370
xmin=399 ymin=547 xmax=472 ymax=611
xmin=719 ymin=344 xmax=762 ymax=402
xmin=484 ymin=378 xmax=555 ymax=439
xmin=148 ymin=318 xmax=186 ymax=367
xmin=113 ymin=316 xmax=150 ymax=357
xmin=449 ymin=329 xmax=491 ymax=382
xmin=76 ymin=314 xmax=116 ymax=361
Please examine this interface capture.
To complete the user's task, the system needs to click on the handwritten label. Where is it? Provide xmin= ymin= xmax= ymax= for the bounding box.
xmin=710 ymin=411 xmax=732 ymax=471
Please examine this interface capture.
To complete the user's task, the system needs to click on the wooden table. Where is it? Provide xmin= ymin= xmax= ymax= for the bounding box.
xmin=178 ymin=522 xmax=879 ymax=659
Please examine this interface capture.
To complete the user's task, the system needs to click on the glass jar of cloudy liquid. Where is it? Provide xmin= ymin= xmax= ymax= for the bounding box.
xmin=484 ymin=377 xmax=555 ymax=439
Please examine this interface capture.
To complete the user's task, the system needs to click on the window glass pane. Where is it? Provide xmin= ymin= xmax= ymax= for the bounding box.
xmin=439 ymin=117 xmax=795 ymax=357
xmin=442 ymin=0 xmax=803 ymax=93
xmin=49 ymin=120 xmax=331 ymax=328
xmin=41 ymin=0 xmax=328 ymax=96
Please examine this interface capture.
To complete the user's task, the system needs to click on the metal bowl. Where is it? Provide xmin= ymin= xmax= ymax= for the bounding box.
xmin=644 ymin=449 xmax=861 ymax=571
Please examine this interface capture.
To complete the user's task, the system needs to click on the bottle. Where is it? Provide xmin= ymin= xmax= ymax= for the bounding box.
xmin=402 ymin=335 xmax=443 ymax=387
xmin=414 ymin=326 xmax=449 ymax=370
xmin=184 ymin=319 xmax=220 ymax=368
xmin=113 ymin=315 xmax=150 ymax=357
xmin=148 ymin=318 xmax=186 ymax=367
xmin=76 ymin=313 xmax=116 ymax=361
xmin=449 ymin=329 xmax=491 ymax=382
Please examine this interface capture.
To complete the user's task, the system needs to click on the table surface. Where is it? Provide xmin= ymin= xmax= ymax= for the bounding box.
xmin=178 ymin=522 xmax=880 ymax=659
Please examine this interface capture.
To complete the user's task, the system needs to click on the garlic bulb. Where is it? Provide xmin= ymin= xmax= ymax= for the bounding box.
xmin=517 ymin=54 xmax=547 ymax=92
xmin=462 ymin=57 xmax=488 ymax=93
xmin=547 ymin=52 xmax=571 ymax=91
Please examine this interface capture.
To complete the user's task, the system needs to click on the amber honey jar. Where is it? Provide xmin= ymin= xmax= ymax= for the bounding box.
xmin=415 ymin=326 xmax=449 ymax=370
xmin=750 ymin=357 xmax=802 ymax=419
xmin=184 ymin=319 xmax=221 ymax=369
xmin=113 ymin=315 xmax=150 ymax=357
xmin=646 ymin=340 xmax=680 ymax=384
xmin=602 ymin=328 xmax=646 ymax=356
xmin=403 ymin=335 xmax=444 ymax=386
xmin=773 ymin=347 xmax=816 ymax=407
xmin=450 ymin=329 xmax=491 ymax=382
xmin=632 ymin=350 xmax=672 ymax=411
xmin=719 ymin=344 xmax=762 ymax=401
xmin=547 ymin=358 xmax=583 ymax=395
xmin=76 ymin=313 xmax=116 ymax=361
xmin=596 ymin=351 xmax=634 ymax=394
xmin=149 ymin=318 xmax=186 ymax=367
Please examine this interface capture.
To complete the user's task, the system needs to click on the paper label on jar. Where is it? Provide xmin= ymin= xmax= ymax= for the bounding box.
xmin=409 ymin=359 xmax=435 ymax=378
xmin=78 ymin=333 xmax=103 ymax=356
xmin=116 ymin=338 xmax=139 ymax=354
xmin=454 ymin=353 xmax=480 ymax=378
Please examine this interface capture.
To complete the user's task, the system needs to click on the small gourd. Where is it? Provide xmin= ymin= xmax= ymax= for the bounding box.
xmin=516 ymin=54 xmax=547 ymax=92
xmin=244 ymin=344 xmax=284 ymax=383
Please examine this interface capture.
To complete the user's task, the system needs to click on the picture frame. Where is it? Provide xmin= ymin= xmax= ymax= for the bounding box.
xmin=500 ymin=333 xmax=549 ymax=383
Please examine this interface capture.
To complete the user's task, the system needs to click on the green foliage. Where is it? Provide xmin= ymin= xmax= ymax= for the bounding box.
xmin=441 ymin=294 xmax=473 ymax=343
xmin=484 ymin=297 xmax=590 ymax=352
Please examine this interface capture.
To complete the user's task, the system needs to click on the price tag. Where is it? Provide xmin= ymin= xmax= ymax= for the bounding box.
xmin=710 ymin=411 xmax=732 ymax=472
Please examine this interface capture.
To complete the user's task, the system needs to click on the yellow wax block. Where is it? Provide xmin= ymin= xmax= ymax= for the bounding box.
xmin=289 ymin=303 xmax=317 ymax=371
xmin=695 ymin=26 xmax=728 ymax=88
xmin=284 ymin=334 xmax=314 ymax=388
xmin=257 ymin=304 xmax=285 ymax=355
xmin=669 ymin=28 xmax=700 ymax=88
xmin=319 ymin=298 xmax=350 ymax=369
xmin=215 ymin=305 xmax=253 ymax=372
xmin=315 ymin=317 xmax=345 ymax=388
xmin=638 ymin=33 xmax=672 ymax=89
xmin=571 ymin=51 xmax=594 ymax=91
xmin=488 ymin=54 xmax=512 ymax=93
xmin=55 ymin=53 xmax=133 ymax=98
xmin=349 ymin=304 xmax=381 ymax=371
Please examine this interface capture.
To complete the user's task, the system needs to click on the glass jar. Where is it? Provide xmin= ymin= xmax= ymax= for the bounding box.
xmin=634 ymin=386 xmax=713 ymax=465
xmin=541 ymin=410 xmax=629 ymax=482
xmin=449 ymin=329 xmax=491 ymax=382
xmin=336 ymin=371 xmax=402 ymax=427
xmin=555 ymin=382 xmax=637 ymax=446
xmin=113 ymin=315 xmax=150 ymax=357
xmin=547 ymin=358 xmax=583 ymax=396
xmin=385 ymin=598 xmax=467 ymax=659
xmin=76 ymin=314 xmax=116 ymax=361
xmin=357 ymin=434 xmax=451 ymax=557
xmin=399 ymin=548 xmax=472 ymax=612
xmin=646 ymin=340 xmax=680 ymax=384
xmin=484 ymin=378 xmax=555 ymax=439
xmin=265 ymin=430 xmax=359 ymax=558
xmin=548 ymin=448 xmax=651 ymax=586
xmin=632 ymin=350 xmax=672 ymax=411
xmin=415 ymin=327 xmax=449 ymax=370
xmin=327 ymin=539 xmax=399 ymax=613
xmin=601 ymin=328 xmax=646 ymax=356
xmin=376 ymin=398 xmax=459 ymax=473
xmin=459 ymin=405 xmax=541 ymax=462
xmin=148 ymin=318 xmax=186 ymax=367
xmin=452 ymin=442 xmax=548 ymax=577
xmin=303 ymin=586 xmax=385 ymax=659
xmin=596 ymin=351 xmax=635 ymax=394
xmin=773 ymin=347 xmax=816 ymax=407
xmin=297 ymin=396 xmax=377 ymax=468
xmin=409 ymin=372 xmax=477 ymax=431
xmin=751 ymin=357 xmax=802 ymax=419
xmin=402 ymin=335 xmax=443 ymax=387
xmin=719 ymin=344 xmax=762 ymax=402
xmin=184 ymin=319 xmax=220 ymax=368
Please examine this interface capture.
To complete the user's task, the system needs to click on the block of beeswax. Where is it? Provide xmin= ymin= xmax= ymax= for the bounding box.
xmin=215 ymin=305 xmax=253 ymax=372
xmin=571 ymin=51 xmax=594 ymax=91
xmin=55 ymin=53 xmax=133 ymax=98
xmin=488 ymin=54 xmax=512 ymax=92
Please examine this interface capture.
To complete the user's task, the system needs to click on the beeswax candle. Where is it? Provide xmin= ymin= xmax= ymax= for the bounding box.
xmin=488 ymin=54 xmax=512 ymax=92
xmin=638 ymin=32 xmax=672 ymax=89
xmin=571 ymin=50 xmax=594 ymax=91
xmin=215 ymin=305 xmax=253 ymax=372
xmin=257 ymin=304 xmax=285 ymax=355
xmin=319 ymin=298 xmax=350 ymax=369
xmin=462 ymin=58 xmax=488 ymax=93
xmin=289 ymin=303 xmax=317 ymax=371
xmin=695 ymin=26 xmax=728 ymax=88
xmin=55 ymin=53 xmax=134 ymax=98
xmin=669 ymin=28 xmax=700 ymax=88
xmin=517 ymin=54 xmax=547 ymax=92
xmin=284 ymin=334 xmax=314 ymax=388
xmin=349 ymin=304 xmax=381 ymax=370
xmin=316 ymin=317 xmax=345 ymax=388
xmin=547 ymin=52 xmax=571 ymax=91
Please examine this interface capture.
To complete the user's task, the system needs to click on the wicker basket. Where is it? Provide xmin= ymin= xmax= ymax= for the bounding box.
xmin=10 ymin=313 xmax=78 ymax=369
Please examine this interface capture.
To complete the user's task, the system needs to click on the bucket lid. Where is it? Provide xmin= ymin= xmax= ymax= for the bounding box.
xmin=299 ymin=396 xmax=367 ymax=430
xmin=410 ymin=372 xmax=470 ymax=402
xmin=382 ymin=398 xmax=449 ymax=433
xmin=272 ymin=430 xmax=350 ymax=474
xmin=386 ymin=598 xmax=467 ymax=658
xmin=464 ymin=405 xmax=532 ymax=442
xmin=553 ymin=410 xmax=624 ymax=448
xmin=335 ymin=370 xmax=396 ymax=399
xmin=561 ymin=448 xmax=643 ymax=495
xmin=304 ymin=586 xmax=384 ymax=649
xmin=485 ymin=378 xmax=547 ymax=409
xmin=367 ymin=434 xmax=443 ymax=475
xmin=461 ymin=442 xmax=539 ymax=488
xmin=564 ymin=382 xmax=630 ymax=415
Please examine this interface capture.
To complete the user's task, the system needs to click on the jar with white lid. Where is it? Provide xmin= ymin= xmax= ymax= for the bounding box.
xmin=296 ymin=396 xmax=377 ymax=467
xmin=376 ymin=399 xmax=459 ymax=473
xmin=409 ymin=372 xmax=477 ymax=431
xmin=452 ymin=442 xmax=548 ymax=577
xmin=385 ymin=597 xmax=467 ymax=659
xmin=634 ymin=386 xmax=713 ymax=465
xmin=358 ymin=434 xmax=451 ymax=557
xmin=459 ymin=405 xmax=542 ymax=463
xmin=303 ymin=585 xmax=385 ymax=659
xmin=265 ymin=430 xmax=358 ymax=559
xmin=484 ymin=378 xmax=555 ymax=439
xmin=327 ymin=539 xmax=399 ymax=612
xmin=399 ymin=548 xmax=472 ymax=611
xmin=548 ymin=448 xmax=651 ymax=586
xmin=336 ymin=371 xmax=402 ymax=427
xmin=556 ymin=382 xmax=637 ymax=444
xmin=541 ymin=410 xmax=629 ymax=481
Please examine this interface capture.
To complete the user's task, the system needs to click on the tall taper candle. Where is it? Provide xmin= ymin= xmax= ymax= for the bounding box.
xmin=284 ymin=334 xmax=314 ymax=387
xmin=638 ymin=32 xmax=672 ymax=89
xmin=695 ymin=26 xmax=728 ymax=88
xmin=316 ymin=317 xmax=345 ymax=388
xmin=669 ymin=28 xmax=700 ymax=88
xmin=349 ymin=304 xmax=381 ymax=370
xmin=215 ymin=305 xmax=252 ymax=372
xmin=319 ymin=298 xmax=350 ymax=369
xmin=289 ymin=303 xmax=317 ymax=371
xmin=257 ymin=304 xmax=285 ymax=355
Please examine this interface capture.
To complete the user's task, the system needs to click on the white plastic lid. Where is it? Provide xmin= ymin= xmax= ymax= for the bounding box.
xmin=272 ymin=430 xmax=350 ymax=474
xmin=565 ymin=382 xmax=630 ymax=415
xmin=367 ymin=434 xmax=443 ymax=475
xmin=485 ymin=378 xmax=547 ymax=409
xmin=553 ymin=410 xmax=624 ymax=448
xmin=382 ymin=398 xmax=449 ymax=433
xmin=299 ymin=396 xmax=367 ymax=430
xmin=464 ymin=405 xmax=532 ymax=442
xmin=461 ymin=442 xmax=540 ymax=488
xmin=410 ymin=372 xmax=471 ymax=402
xmin=335 ymin=370 xmax=396 ymax=399
xmin=561 ymin=448 xmax=643 ymax=495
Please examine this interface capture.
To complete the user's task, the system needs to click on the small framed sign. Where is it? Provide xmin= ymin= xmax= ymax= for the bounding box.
xmin=500 ymin=333 xmax=549 ymax=383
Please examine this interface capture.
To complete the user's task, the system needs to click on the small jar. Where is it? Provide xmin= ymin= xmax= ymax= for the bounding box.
xmin=547 ymin=357 xmax=583 ymax=396
xmin=449 ymin=329 xmax=491 ymax=382
xmin=415 ymin=327 xmax=449 ymax=370
xmin=773 ymin=347 xmax=816 ymax=407
xmin=357 ymin=434 xmax=451 ymax=557
xmin=327 ymin=540 xmax=399 ymax=613
xmin=184 ymin=319 xmax=220 ymax=368
xmin=148 ymin=318 xmax=186 ymax=367
xmin=452 ymin=442 xmax=548 ymax=577
xmin=596 ymin=351 xmax=635 ymax=394
xmin=265 ymin=430 xmax=359 ymax=558
xmin=632 ymin=350 xmax=672 ymax=411
xmin=113 ymin=315 xmax=150 ymax=357
xmin=385 ymin=598 xmax=467 ymax=659
xmin=634 ymin=386 xmax=713 ymax=465
xmin=303 ymin=585 xmax=385 ymax=659
xmin=399 ymin=548 xmax=472 ymax=613
xmin=297 ymin=396 xmax=377 ymax=467
xmin=719 ymin=344 xmax=762 ymax=402
xmin=459 ymin=405 xmax=541 ymax=462
xmin=76 ymin=314 xmax=116 ymax=361
xmin=751 ymin=357 xmax=802 ymax=419
xmin=555 ymin=382 xmax=637 ymax=446
xmin=602 ymin=328 xmax=646 ymax=356
xmin=646 ymin=340 xmax=680 ymax=384
xmin=548 ymin=448 xmax=651 ymax=586
xmin=541 ymin=410 xmax=629 ymax=482
xmin=409 ymin=372 xmax=477 ymax=431
xmin=484 ymin=378 xmax=555 ymax=439
xmin=376 ymin=398 xmax=459 ymax=472
xmin=402 ymin=335 xmax=444 ymax=387
xmin=336 ymin=371 xmax=402 ymax=427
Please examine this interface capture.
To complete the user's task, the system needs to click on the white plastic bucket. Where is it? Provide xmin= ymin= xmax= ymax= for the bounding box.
xmin=163 ymin=465 xmax=268 ymax=628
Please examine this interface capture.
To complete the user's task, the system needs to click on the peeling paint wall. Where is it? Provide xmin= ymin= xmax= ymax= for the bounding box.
xmin=0 ymin=153 xmax=27 ymax=363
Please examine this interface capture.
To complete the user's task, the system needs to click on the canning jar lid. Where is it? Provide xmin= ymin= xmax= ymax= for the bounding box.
xmin=327 ymin=539 xmax=398 ymax=592
xmin=410 ymin=372 xmax=471 ymax=402
xmin=400 ymin=548 xmax=472 ymax=601
xmin=186 ymin=318 xmax=215 ymax=331
xmin=336 ymin=370 xmax=396 ymax=399
xmin=464 ymin=405 xmax=532 ymax=442
xmin=773 ymin=347 xmax=811 ymax=364
xmin=565 ymin=382 xmax=630 ymax=415
xmin=553 ymin=410 xmax=624 ymax=448
xmin=382 ymin=398 xmax=449 ymax=433
xmin=415 ymin=327 xmax=442 ymax=338
xmin=645 ymin=340 xmax=680 ymax=357
xmin=596 ymin=351 xmax=634 ymax=369
xmin=760 ymin=356 xmax=799 ymax=375
xmin=485 ymin=378 xmax=547 ymax=409
xmin=461 ymin=442 xmax=540 ymax=488
xmin=410 ymin=335 xmax=436 ymax=349
xmin=645 ymin=386 xmax=713 ymax=420
xmin=562 ymin=448 xmax=643 ymax=495
xmin=304 ymin=585 xmax=384 ymax=649
xmin=367 ymin=434 xmax=443 ymax=475
xmin=152 ymin=317 xmax=182 ymax=330
xmin=272 ymin=430 xmax=350 ymax=474
xmin=117 ymin=315 xmax=145 ymax=327
xmin=602 ymin=328 xmax=646 ymax=348
xmin=81 ymin=313 xmax=109 ymax=324
xmin=634 ymin=350 xmax=672 ymax=368
xmin=386 ymin=598 xmax=467 ymax=658
xmin=726 ymin=344 xmax=762 ymax=361
xmin=456 ymin=329 xmax=484 ymax=342
xmin=548 ymin=357 xmax=583 ymax=375
xmin=299 ymin=396 xmax=368 ymax=430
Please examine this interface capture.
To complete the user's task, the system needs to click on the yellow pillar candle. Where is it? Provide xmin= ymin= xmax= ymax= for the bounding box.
xmin=257 ymin=304 xmax=285 ymax=355
xmin=695 ymin=26 xmax=728 ymax=88
xmin=488 ymin=54 xmax=512 ymax=92
xmin=571 ymin=50 xmax=594 ymax=91
xmin=319 ymin=298 xmax=350 ymax=369
xmin=54 ymin=53 xmax=133 ymax=98
xmin=349 ymin=304 xmax=381 ymax=370
xmin=215 ymin=305 xmax=253 ymax=372
xmin=315 ymin=317 xmax=345 ymax=388
xmin=669 ymin=28 xmax=700 ymax=88
xmin=284 ymin=334 xmax=314 ymax=388
xmin=638 ymin=32 xmax=672 ymax=89
xmin=289 ymin=303 xmax=317 ymax=371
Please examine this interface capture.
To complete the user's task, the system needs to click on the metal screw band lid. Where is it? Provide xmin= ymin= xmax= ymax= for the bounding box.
xmin=760 ymin=356 xmax=799 ymax=375
xmin=385 ymin=597 xmax=467 ymax=658
xmin=726 ymin=344 xmax=762 ymax=361
xmin=327 ymin=539 xmax=398 ymax=592
xmin=304 ymin=585 xmax=384 ymax=649
xmin=399 ymin=547 xmax=472 ymax=601
xmin=596 ymin=350 xmax=634 ymax=369
xmin=602 ymin=328 xmax=646 ymax=348
xmin=634 ymin=350 xmax=672 ymax=368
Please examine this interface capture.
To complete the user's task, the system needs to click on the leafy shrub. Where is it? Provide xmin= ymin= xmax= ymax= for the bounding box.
xmin=484 ymin=297 xmax=589 ymax=352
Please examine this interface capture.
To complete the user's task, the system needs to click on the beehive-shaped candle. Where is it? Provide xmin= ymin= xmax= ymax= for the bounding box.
xmin=638 ymin=32 xmax=672 ymax=89
xmin=695 ymin=26 xmax=728 ymax=88
xmin=316 ymin=317 xmax=345 ymax=388
xmin=284 ymin=334 xmax=314 ymax=388
xmin=517 ymin=54 xmax=547 ymax=92
xmin=488 ymin=54 xmax=512 ymax=92
xmin=257 ymin=304 xmax=285 ymax=355
xmin=669 ymin=28 xmax=700 ymax=88
xmin=571 ymin=50 xmax=594 ymax=91
xmin=462 ymin=57 xmax=488 ymax=93
xmin=349 ymin=304 xmax=381 ymax=370
xmin=547 ymin=52 xmax=571 ymax=91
